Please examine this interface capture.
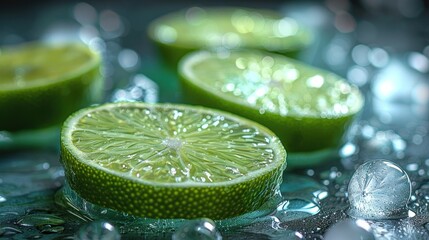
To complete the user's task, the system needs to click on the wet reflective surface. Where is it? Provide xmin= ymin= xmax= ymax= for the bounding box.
xmin=2 ymin=1 xmax=429 ymax=239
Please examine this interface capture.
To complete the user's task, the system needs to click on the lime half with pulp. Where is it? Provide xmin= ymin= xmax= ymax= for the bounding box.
xmin=0 ymin=42 xmax=102 ymax=132
xmin=179 ymin=50 xmax=364 ymax=167
xmin=60 ymin=102 xmax=286 ymax=220
xmin=148 ymin=7 xmax=312 ymax=65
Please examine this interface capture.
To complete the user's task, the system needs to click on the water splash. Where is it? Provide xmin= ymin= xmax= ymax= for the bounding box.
xmin=274 ymin=199 xmax=320 ymax=222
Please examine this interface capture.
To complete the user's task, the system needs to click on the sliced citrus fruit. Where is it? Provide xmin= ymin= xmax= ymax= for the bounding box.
xmin=148 ymin=7 xmax=312 ymax=66
xmin=179 ymin=50 xmax=364 ymax=167
xmin=60 ymin=102 xmax=286 ymax=220
xmin=0 ymin=42 xmax=102 ymax=132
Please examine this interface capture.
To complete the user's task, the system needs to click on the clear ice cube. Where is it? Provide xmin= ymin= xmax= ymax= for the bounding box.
xmin=347 ymin=160 xmax=411 ymax=219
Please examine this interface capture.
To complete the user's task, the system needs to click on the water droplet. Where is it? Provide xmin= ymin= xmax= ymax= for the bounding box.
xmin=324 ymin=219 xmax=375 ymax=240
xmin=406 ymin=163 xmax=419 ymax=172
xmin=408 ymin=52 xmax=429 ymax=73
xmin=155 ymin=25 xmax=177 ymax=43
xmin=73 ymin=2 xmax=97 ymax=25
xmin=351 ymin=44 xmax=371 ymax=66
xmin=274 ymin=199 xmax=320 ymax=222
xmin=306 ymin=75 xmax=325 ymax=88
xmin=172 ymin=218 xmax=222 ymax=240
xmin=118 ymin=49 xmax=140 ymax=71
xmin=369 ymin=48 xmax=389 ymax=68
xmin=347 ymin=65 xmax=369 ymax=87
xmin=348 ymin=160 xmax=411 ymax=219
xmin=75 ymin=221 xmax=120 ymax=240
xmin=99 ymin=10 xmax=124 ymax=36
xmin=339 ymin=142 xmax=359 ymax=158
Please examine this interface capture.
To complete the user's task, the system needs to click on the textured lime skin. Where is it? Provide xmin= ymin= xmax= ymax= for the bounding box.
xmin=148 ymin=7 xmax=311 ymax=66
xmin=61 ymin=145 xmax=283 ymax=219
xmin=0 ymin=43 xmax=102 ymax=132
xmin=178 ymin=50 xmax=364 ymax=159
xmin=60 ymin=102 xmax=287 ymax=220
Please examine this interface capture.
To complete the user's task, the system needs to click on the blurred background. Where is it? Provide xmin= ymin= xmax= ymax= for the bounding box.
xmin=2 ymin=0 xmax=429 ymax=118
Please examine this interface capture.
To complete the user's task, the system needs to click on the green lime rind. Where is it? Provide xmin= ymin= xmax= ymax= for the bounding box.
xmin=0 ymin=42 xmax=102 ymax=132
xmin=148 ymin=7 xmax=312 ymax=65
xmin=178 ymin=50 xmax=364 ymax=156
xmin=60 ymin=102 xmax=286 ymax=220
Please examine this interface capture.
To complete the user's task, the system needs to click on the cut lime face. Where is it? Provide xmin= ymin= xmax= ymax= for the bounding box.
xmin=0 ymin=42 xmax=102 ymax=132
xmin=60 ymin=102 xmax=286 ymax=220
xmin=148 ymin=7 xmax=312 ymax=65
xmin=179 ymin=50 xmax=364 ymax=165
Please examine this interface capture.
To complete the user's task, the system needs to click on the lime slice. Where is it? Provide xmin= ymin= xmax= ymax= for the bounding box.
xmin=148 ymin=7 xmax=312 ymax=65
xmin=0 ymin=42 xmax=102 ymax=132
xmin=179 ymin=50 xmax=364 ymax=166
xmin=60 ymin=102 xmax=286 ymax=220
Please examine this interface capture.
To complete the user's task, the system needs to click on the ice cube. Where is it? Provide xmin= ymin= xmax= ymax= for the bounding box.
xmin=347 ymin=160 xmax=411 ymax=219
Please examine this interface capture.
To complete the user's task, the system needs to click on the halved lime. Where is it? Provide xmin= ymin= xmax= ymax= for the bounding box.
xmin=179 ymin=50 xmax=364 ymax=167
xmin=60 ymin=102 xmax=286 ymax=220
xmin=0 ymin=42 xmax=102 ymax=132
xmin=148 ymin=7 xmax=312 ymax=66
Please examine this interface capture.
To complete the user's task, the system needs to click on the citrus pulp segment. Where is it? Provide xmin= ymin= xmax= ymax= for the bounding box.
xmin=0 ymin=42 xmax=102 ymax=131
xmin=148 ymin=7 xmax=312 ymax=65
xmin=179 ymin=50 xmax=364 ymax=166
xmin=60 ymin=102 xmax=286 ymax=220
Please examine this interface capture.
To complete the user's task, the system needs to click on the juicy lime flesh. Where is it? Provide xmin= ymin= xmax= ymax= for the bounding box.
xmin=70 ymin=106 xmax=277 ymax=183
xmin=0 ymin=43 xmax=102 ymax=131
xmin=179 ymin=50 xmax=364 ymax=153
xmin=149 ymin=7 xmax=311 ymax=65
xmin=0 ymin=43 xmax=95 ymax=88
xmin=61 ymin=102 xmax=286 ymax=219
xmin=185 ymin=51 xmax=362 ymax=118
